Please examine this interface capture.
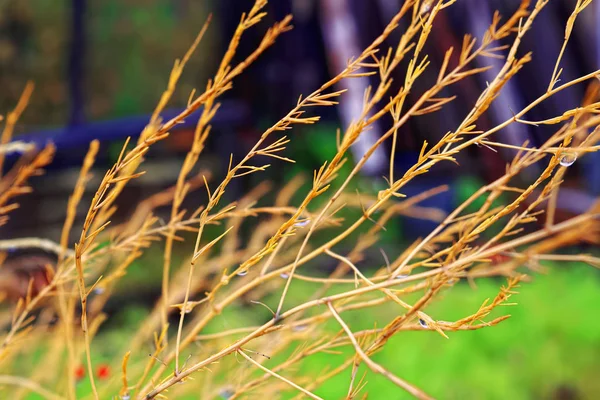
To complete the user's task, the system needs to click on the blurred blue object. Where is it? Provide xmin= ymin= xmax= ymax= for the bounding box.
xmin=390 ymin=151 xmax=456 ymax=238
xmin=585 ymin=151 xmax=600 ymax=196
xmin=4 ymin=101 xmax=249 ymax=170
xmin=401 ymin=179 xmax=455 ymax=238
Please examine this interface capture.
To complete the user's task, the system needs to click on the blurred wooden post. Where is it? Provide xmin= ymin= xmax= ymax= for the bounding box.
xmin=69 ymin=0 xmax=86 ymax=127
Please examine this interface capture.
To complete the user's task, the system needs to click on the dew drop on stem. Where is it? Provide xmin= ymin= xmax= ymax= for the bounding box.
xmin=292 ymin=324 xmax=307 ymax=332
xmin=420 ymin=0 xmax=433 ymax=15
xmin=294 ymin=218 xmax=310 ymax=227
xmin=559 ymin=152 xmax=577 ymax=167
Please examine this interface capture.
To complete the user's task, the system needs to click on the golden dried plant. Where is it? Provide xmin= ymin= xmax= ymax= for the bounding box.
xmin=0 ymin=1 xmax=599 ymax=399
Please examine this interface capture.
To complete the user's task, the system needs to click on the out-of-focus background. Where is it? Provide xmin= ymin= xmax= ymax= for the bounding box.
xmin=1 ymin=0 xmax=599 ymax=398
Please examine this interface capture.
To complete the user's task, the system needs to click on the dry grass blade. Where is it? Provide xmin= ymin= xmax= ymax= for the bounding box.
xmin=327 ymin=302 xmax=433 ymax=400
xmin=237 ymin=349 xmax=323 ymax=400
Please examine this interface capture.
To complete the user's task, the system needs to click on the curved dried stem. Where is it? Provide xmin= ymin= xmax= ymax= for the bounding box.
xmin=327 ymin=301 xmax=433 ymax=400
xmin=237 ymin=348 xmax=323 ymax=400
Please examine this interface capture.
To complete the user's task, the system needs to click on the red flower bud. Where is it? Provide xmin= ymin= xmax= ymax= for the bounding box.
xmin=96 ymin=364 xmax=111 ymax=379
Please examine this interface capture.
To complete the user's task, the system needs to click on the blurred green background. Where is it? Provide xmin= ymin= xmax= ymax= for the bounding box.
xmin=20 ymin=262 xmax=595 ymax=399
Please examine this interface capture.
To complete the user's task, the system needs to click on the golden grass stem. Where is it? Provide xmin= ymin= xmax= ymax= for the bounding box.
xmin=237 ymin=349 xmax=323 ymax=400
